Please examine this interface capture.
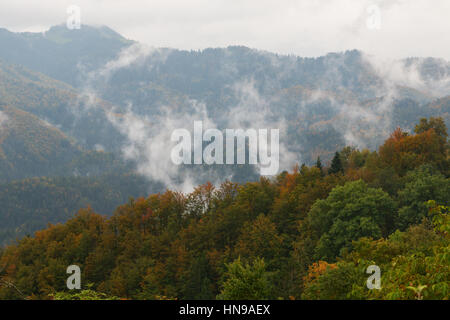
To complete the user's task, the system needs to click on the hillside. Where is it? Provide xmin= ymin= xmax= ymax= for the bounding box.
xmin=0 ymin=173 xmax=162 ymax=246
xmin=0 ymin=60 xmax=124 ymax=151
xmin=0 ymin=117 xmax=448 ymax=300
xmin=0 ymin=25 xmax=132 ymax=87
xmin=0 ymin=104 xmax=81 ymax=180
xmin=0 ymin=26 xmax=449 ymax=165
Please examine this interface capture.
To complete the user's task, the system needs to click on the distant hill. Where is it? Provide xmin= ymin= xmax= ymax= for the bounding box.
xmin=0 ymin=24 xmax=448 ymax=165
xmin=0 ymin=173 xmax=162 ymax=246
xmin=0 ymin=25 xmax=132 ymax=86
xmin=0 ymin=104 xmax=81 ymax=180
xmin=0 ymin=59 xmax=124 ymax=151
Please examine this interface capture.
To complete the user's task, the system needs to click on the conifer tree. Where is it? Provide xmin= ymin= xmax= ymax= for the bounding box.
xmin=329 ymin=152 xmax=343 ymax=174
xmin=316 ymin=156 xmax=323 ymax=175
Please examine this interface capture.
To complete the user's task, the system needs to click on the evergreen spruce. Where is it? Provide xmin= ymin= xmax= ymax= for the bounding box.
xmin=329 ymin=152 xmax=343 ymax=174
xmin=316 ymin=156 xmax=323 ymax=175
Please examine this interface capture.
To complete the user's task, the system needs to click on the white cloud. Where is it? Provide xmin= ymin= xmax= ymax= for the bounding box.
xmin=1 ymin=0 xmax=449 ymax=59
xmin=226 ymin=79 xmax=300 ymax=172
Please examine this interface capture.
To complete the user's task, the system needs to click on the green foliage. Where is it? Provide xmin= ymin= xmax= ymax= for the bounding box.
xmin=396 ymin=165 xmax=450 ymax=230
xmin=307 ymin=180 xmax=396 ymax=261
xmin=217 ymin=258 xmax=272 ymax=300
xmin=414 ymin=117 xmax=448 ymax=139
xmin=329 ymin=152 xmax=344 ymax=175
xmin=51 ymin=284 xmax=120 ymax=300
xmin=303 ymin=203 xmax=449 ymax=300
xmin=302 ymin=261 xmax=364 ymax=300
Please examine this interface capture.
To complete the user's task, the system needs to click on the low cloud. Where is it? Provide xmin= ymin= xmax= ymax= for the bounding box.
xmin=226 ymin=79 xmax=300 ymax=172
xmin=60 ymin=32 xmax=449 ymax=190
xmin=363 ymin=53 xmax=450 ymax=97
xmin=106 ymin=100 xmax=220 ymax=193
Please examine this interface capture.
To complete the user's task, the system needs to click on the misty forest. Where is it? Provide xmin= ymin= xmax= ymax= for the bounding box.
xmin=0 ymin=25 xmax=448 ymax=300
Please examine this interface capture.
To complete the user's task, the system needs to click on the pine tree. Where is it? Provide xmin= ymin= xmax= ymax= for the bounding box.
xmin=316 ymin=156 xmax=323 ymax=175
xmin=329 ymin=152 xmax=343 ymax=174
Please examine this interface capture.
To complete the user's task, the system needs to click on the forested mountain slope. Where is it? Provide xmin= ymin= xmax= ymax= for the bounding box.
xmin=0 ymin=173 xmax=161 ymax=246
xmin=0 ymin=61 xmax=163 ymax=245
xmin=0 ymin=24 xmax=448 ymax=257
xmin=0 ymin=60 xmax=124 ymax=151
xmin=0 ymin=25 xmax=132 ymax=87
xmin=0 ymin=117 xmax=448 ymax=300
xmin=0 ymin=25 xmax=449 ymax=165
xmin=0 ymin=104 xmax=81 ymax=180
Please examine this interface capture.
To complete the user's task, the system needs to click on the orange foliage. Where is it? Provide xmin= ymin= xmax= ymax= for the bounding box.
xmin=303 ymin=261 xmax=337 ymax=284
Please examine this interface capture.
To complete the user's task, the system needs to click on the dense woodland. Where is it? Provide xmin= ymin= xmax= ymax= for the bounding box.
xmin=0 ymin=173 xmax=161 ymax=246
xmin=0 ymin=117 xmax=448 ymax=300
xmin=0 ymin=24 xmax=449 ymax=300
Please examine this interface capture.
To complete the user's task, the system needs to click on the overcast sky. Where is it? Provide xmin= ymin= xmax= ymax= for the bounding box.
xmin=1 ymin=0 xmax=449 ymax=59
